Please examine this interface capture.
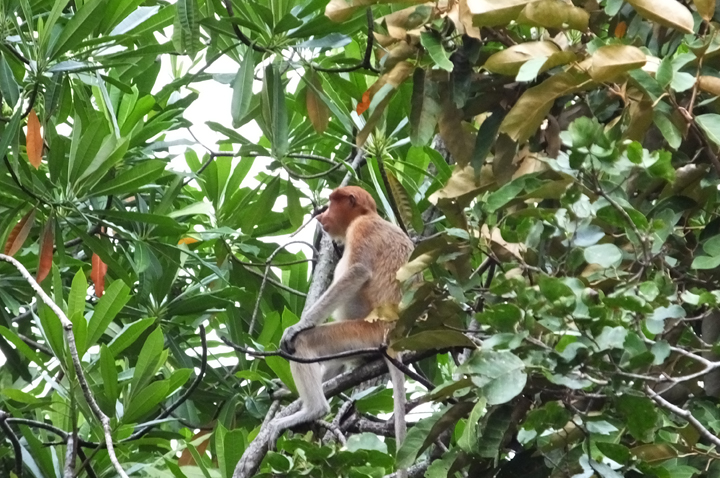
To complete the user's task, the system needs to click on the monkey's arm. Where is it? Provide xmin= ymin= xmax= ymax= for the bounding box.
xmin=281 ymin=263 xmax=371 ymax=353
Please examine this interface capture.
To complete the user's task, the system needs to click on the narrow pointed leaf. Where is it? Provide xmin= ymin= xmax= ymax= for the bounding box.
xmin=4 ymin=209 xmax=36 ymax=256
xmin=26 ymin=110 xmax=43 ymax=168
xmin=231 ymin=48 xmax=255 ymax=128
xmin=36 ymin=218 xmax=54 ymax=282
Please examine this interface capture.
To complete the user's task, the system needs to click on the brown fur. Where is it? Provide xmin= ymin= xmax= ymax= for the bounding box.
xmin=270 ymin=186 xmax=413 ymax=478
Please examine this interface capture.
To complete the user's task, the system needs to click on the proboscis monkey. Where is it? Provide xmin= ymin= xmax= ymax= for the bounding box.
xmin=270 ymin=186 xmax=413 ymax=475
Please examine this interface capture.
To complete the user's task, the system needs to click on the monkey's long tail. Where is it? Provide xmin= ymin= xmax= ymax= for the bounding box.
xmin=385 ymin=354 xmax=408 ymax=478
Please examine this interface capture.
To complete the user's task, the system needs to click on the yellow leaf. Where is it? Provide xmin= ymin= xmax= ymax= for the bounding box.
xmin=484 ymin=41 xmax=560 ymax=76
xmin=590 ymin=44 xmax=646 ymax=82
xmin=429 ymin=163 xmax=494 ymax=205
xmin=438 ymin=100 xmax=476 ymax=167
xmin=626 ymin=0 xmax=694 ymax=34
xmin=698 ymin=76 xmax=720 ymax=96
xmin=517 ymin=0 xmax=589 ymax=31
xmin=325 ymin=0 xmax=357 ymax=22
xmin=467 ymin=0 xmax=533 ymax=26
xmin=500 ymin=69 xmax=592 ymax=143
xmin=693 ymin=0 xmax=716 ymax=21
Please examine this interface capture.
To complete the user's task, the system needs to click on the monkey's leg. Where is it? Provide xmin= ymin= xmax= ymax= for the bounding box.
xmin=268 ymin=321 xmax=387 ymax=444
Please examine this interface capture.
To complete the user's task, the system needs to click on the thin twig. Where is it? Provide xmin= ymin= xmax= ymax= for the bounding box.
xmin=316 ymin=420 xmax=347 ymax=446
xmin=0 ymin=411 xmax=23 ymax=477
xmin=222 ymin=335 xmax=382 ymax=363
xmin=3 ymin=155 xmax=44 ymax=203
xmin=250 ymin=240 xmax=318 ymax=335
xmin=0 ymin=254 xmax=129 ymax=478
xmin=382 ymin=349 xmax=435 ymax=390
xmin=125 ymin=326 xmax=207 ymax=441
xmin=221 ymin=0 xmax=270 ymax=53
xmin=593 ymin=183 xmax=650 ymax=264
xmin=313 ymin=9 xmax=379 ymax=74
xmin=645 ymin=385 xmax=720 ymax=447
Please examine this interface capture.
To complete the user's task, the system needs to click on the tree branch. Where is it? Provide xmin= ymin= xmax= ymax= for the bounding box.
xmin=232 ymin=349 xmax=438 ymax=478
xmin=0 ymin=410 xmax=23 ymax=477
xmin=645 ymin=384 xmax=720 ymax=448
xmin=124 ymin=326 xmax=207 ymax=442
xmin=0 ymin=254 xmax=129 ymax=478
xmin=221 ymin=0 xmax=270 ymax=53
xmin=313 ymin=9 xmax=379 ymax=74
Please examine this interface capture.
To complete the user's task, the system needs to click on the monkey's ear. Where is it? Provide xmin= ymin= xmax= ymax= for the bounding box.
xmin=348 ymin=194 xmax=357 ymax=207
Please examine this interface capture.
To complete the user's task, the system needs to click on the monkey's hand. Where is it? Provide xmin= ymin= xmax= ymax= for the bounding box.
xmin=280 ymin=324 xmax=310 ymax=355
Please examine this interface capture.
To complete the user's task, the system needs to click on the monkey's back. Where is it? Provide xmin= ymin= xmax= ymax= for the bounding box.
xmin=347 ymin=214 xmax=413 ymax=312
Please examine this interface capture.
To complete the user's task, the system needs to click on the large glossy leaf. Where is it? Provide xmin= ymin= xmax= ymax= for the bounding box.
xmin=590 ymin=45 xmax=646 ymax=82
xmin=626 ymin=0 xmax=694 ymax=33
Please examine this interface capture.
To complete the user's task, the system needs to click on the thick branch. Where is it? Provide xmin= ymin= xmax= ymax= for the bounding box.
xmin=234 ymin=349 xmax=437 ymax=478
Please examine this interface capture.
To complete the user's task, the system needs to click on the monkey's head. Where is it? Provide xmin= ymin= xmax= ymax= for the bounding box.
xmin=317 ymin=186 xmax=377 ymax=241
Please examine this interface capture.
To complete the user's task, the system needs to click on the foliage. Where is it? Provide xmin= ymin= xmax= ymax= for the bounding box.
xmin=2 ymin=0 xmax=720 ymax=477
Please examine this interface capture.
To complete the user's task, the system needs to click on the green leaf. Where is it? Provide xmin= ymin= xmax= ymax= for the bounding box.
xmin=0 ymin=326 xmax=43 ymax=366
xmin=231 ymin=47 xmax=255 ymax=129
xmin=515 ymin=55 xmax=547 ymax=82
xmin=91 ymin=159 xmax=166 ymax=196
xmin=346 ymin=433 xmax=388 ymax=453
xmin=397 ymin=409 xmax=445 ymax=468
xmin=425 ymin=448 xmax=460 ymax=478
xmin=87 ymin=280 xmax=130 ymax=347
xmin=0 ymin=54 xmax=19 ymax=107
xmin=100 ymin=344 xmax=119 ymax=404
xmin=392 ymin=330 xmax=477 ymax=352
xmin=266 ymin=452 xmax=291 ymax=473
xmin=420 ymin=32 xmax=453 ymax=71
xmin=472 ymin=109 xmax=504 ymax=175
xmin=410 ymin=69 xmax=441 ymax=147
xmin=266 ymin=355 xmax=296 ymax=394
xmin=458 ymin=351 xmax=527 ymax=405
xmin=696 ymin=114 xmax=720 ymax=146
xmin=476 ymin=405 xmax=513 ymax=458
xmin=595 ymin=441 xmax=631 ymax=465
xmin=172 ymin=0 xmax=201 ymax=56
xmin=264 ymin=64 xmax=288 ymax=159
xmin=123 ymin=379 xmax=170 ymax=423
xmin=37 ymin=303 xmax=65 ymax=361
xmin=458 ymin=397 xmax=487 ymax=453
xmin=0 ymin=98 xmax=23 ymax=161
xmin=485 ymin=176 xmax=527 ymax=212
xmin=49 ymin=0 xmax=107 ymax=60
xmin=131 ymin=326 xmax=165 ymax=395
xmin=617 ymin=395 xmax=659 ymax=441
xmin=68 ymin=269 xmax=87 ymax=323
xmin=584 ymin=244 xmax=622 ymax=268
xmin=69 ymin=224 xmax=133 ymax=286
xmin=285 ymin=181 xmax=304 ymax=229
xmin=654 ymin=110 xmax=682 ymax=149
xmin=107 ymin=318 xmax=155 ymax=357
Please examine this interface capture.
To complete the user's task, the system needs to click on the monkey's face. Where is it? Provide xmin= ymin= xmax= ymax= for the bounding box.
xmin=317 ymin=199 xmax=351 ymax=241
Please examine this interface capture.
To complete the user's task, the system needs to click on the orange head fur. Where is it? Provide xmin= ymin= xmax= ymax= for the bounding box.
xmin=317 ymin=186 xmax=377 ymax=241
